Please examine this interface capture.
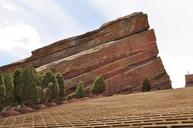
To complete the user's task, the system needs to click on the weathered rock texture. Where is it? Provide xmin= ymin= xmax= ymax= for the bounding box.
xmin=185 ymin=74 xmax=193 ymax=87
xmin=0 ymin=12 xmax=171 ymax=95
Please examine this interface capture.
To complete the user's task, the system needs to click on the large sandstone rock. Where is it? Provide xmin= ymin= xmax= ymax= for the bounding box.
xmin=0 ymin=12 xmax=172 ymax=95
xmin=0 ymin=12 xmax=149 ymax=73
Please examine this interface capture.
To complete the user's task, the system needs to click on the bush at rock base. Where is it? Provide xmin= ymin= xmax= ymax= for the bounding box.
xmin=65 ymin=95 xmax=72 ymax=100
xmin=75 ymin=81 xmax=85 ymax=98
xmin=92 ymin=75 xmax=106 ymax=94
xmin=142 ymin=79 xmax=151 ymax=92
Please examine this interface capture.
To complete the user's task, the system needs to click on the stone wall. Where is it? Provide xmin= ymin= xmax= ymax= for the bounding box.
xmin=0 ymin=12 xmax=172 ymax=95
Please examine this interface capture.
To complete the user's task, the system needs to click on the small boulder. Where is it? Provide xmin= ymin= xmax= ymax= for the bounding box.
xmin=0 ymin=109 xmax=20 ymax=117
xmin=16 ymin=106 xmax=34 ymax=114
xmin=31 ymin=104 xmax=48 ymax=110
xmin=45 ymin=102 xmax=57 ymax=107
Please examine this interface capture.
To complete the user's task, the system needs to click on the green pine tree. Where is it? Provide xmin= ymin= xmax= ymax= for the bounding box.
xmin=0 ymin=72 xmax=6 ymax=111
xmin=36 ymin=86 xmax=43 ymax=104
xmin=56 ymin=74 xmax=65 ymax=99
xmin=4 ymin=73 xmax=14 ymax=106
xmin=92 ymin=75 xmax=106 ymax=94
xmin=142 ymin=79 xmax=151 ymax=92
xmin=43 ymin=71 xmax=59 ymax=101
xmin=75 ymin=81 xmax=85 ymax=98
xmin=13 ymin=68 xmax=24 ymax=105
xmin=22 ymin=67 xmax=38 ymax=105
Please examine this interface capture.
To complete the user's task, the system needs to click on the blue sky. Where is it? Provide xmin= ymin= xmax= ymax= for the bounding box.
xmin=1 ymin=0 xmax=193 ymax=88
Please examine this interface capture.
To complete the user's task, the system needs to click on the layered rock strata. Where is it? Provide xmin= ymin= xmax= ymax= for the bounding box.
xmin=0 ymin=12 xmax=172 ymax=95
xmin=0 ymin=12 xmax=149 ymax=73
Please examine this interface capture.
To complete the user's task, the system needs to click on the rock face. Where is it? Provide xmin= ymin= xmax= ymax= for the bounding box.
xmin=185 ymin=74 xmax=193 ymax=87
xmin=0 ymin=12 xmax=172 ymax=95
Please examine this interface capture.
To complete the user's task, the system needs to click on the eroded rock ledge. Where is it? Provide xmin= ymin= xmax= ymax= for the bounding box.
xmin=0 ymin=12 xmax=172 ymax=95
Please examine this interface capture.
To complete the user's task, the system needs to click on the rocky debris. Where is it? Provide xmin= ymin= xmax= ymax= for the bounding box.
xmin=0 ymin=12 xmax=172 ymax=96
xmin=0 ymin=102 xmax=66 ymax=118
xmin=31 ymin=104 xmax=48 ymax=110
xmin=16 ymin=106 xmax=34 ymax=114
xmin=45 ymin=102 xmax=58 ymax=107
xmin=0 ymin=109 xmax=20 ymax=117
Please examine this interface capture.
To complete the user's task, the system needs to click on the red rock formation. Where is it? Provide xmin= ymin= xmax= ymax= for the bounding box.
xmin=185 ymin=74 xmax=193 ymax=87
xmin=0 ymin=12 xmax=149 ymax=73
xmin=0 ymin=12 xmax=172 ymax=95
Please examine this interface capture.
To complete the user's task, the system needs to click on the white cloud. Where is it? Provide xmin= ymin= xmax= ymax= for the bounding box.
xmin=89 ymin=0 xmax=140 ymax=20
xmin=1 ymin=2 xmax=16 ymax=11
xmin=19 ymin=0 xmax=85 ymax=39
xmin=0 ymin=23 xmax=41 ymax=58
xmin=0 ymin=0 xmax=85 ymax=64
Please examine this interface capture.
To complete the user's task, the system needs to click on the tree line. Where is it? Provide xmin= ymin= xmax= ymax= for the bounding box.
xmin=0 ymin=64 xmax=154 ymax=113
xmin=0 ymin=67 xmax=106 ymax=111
